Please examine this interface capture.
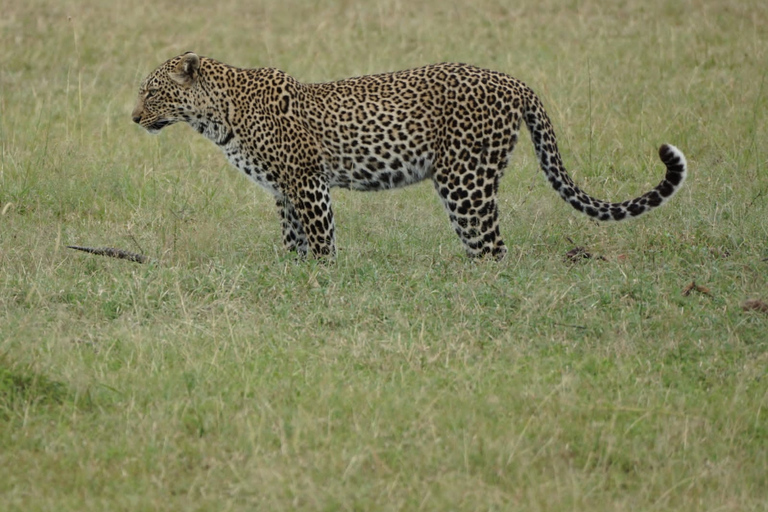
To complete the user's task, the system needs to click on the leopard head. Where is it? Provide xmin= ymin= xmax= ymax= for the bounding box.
xmin=132 ymin=52 xmax=203 ymax=134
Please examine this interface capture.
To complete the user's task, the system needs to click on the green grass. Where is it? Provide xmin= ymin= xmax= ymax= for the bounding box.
xmin=1 ymin=0 xmax=767 ymax=510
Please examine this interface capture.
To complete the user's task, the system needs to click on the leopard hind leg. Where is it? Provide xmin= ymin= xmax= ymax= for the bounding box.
xmin=432 ymin=162 xmax=507 ymax=260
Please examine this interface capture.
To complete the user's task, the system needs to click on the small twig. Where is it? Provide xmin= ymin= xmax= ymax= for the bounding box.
xmin=587 ymin=58 xmax=593 ymax=169
xmin=746 ymin=187 xmax=766 ymax=209
xmin=126 ymin=230 xmax=145 ymax=255
xmin=67 ymin=245 xmax=149 ymax=264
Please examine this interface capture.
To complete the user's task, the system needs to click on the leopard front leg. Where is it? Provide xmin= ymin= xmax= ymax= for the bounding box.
xmin=285 ymin=176 xmax=336 ymax=259
xmin=276 ymin=196 xmax=309 ymax=257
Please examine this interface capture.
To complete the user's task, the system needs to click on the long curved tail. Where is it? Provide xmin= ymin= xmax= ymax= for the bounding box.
xmin=523 ymin=91 xmax=687 ymax=222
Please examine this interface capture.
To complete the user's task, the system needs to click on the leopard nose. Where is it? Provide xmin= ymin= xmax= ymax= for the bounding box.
xmin=132 ymin=115 xmax=141 ymax=124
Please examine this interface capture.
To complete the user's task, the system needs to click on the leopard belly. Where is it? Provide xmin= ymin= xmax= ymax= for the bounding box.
xmin=326 ymin=152 xmax=435 ymax=191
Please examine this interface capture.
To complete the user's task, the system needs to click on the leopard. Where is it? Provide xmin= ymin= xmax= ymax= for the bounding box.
xmin=132 ymin=52 xmax=687 ymax=260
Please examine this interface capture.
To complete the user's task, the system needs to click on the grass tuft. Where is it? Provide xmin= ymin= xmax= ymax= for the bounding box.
xmin=0 ymin=356 xmax=70 ymax=418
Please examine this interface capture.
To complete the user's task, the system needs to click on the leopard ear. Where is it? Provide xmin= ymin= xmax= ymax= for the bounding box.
xmin=170 ymin=52 xmax=200 ymax=86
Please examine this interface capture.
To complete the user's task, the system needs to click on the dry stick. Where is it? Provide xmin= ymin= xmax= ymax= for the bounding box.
xmin=67 ymin=245 xmax=149 ymax=264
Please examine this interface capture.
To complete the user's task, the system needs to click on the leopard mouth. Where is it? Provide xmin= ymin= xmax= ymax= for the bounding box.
xmin=146 ymin=119 xmax=171 ymax=132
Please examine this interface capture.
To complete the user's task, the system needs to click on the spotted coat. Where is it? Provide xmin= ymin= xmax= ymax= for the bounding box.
xmin=132 ymin=52 xmax=687 ymax=259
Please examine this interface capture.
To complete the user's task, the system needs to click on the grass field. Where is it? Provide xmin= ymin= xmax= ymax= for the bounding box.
xmin=1 ymin=0 xmax=767 ymax=510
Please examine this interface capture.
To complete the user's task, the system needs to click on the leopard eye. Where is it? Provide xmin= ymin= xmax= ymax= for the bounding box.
xmin=146 ymin=88 xmax=159 ymax=99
